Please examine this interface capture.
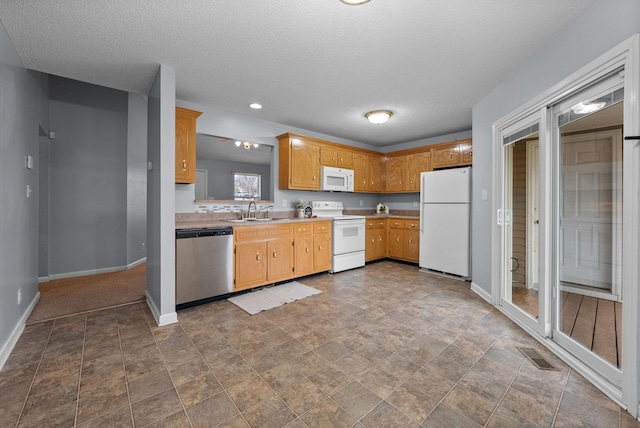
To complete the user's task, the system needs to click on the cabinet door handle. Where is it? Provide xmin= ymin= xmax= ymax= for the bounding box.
xmin=332 ymin=156 xmax=335 ymax=160
xmin=318 ymin=245 xmax=322 ymax=251
xmin=379 ymin=237 xmax=382 ymax=242
xmin=399 ymin=180 xmax=402 ymax=185
xmin=408 ymin=238 xmax=413 ymax=244
xmin=273 ymin=250 xmax=277 ymax=259
xmin=396 ymin=237 xmax=400 ymax=243
xmin=394 ymin=222 xmax=399 ymax=226
xmin=313 ymin=175 xmax=316 ymax=181
xmin=256 ymin=253 xmax=261 ymax=262
xmin=449 ymin=153 xmax=453 ymax=159
xmin=182 ymin=160 xmax=187 ymax=171
xmin=469 ymin=150 xmax=473 ymax=158
xmin=306 ymin=247 xmax=309 ymax=253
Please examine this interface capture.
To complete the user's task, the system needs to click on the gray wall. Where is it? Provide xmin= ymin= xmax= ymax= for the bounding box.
xmin=0 ymin=22 xmax=47 ymax=365
xmin=196 ymin=158 xmax=270 ymax=200
xmin=48 ymin=77 xmax=128 ymax=276
xmin=146 ymin=64 xmax=177 ymax=325
xmin=126 ymin=93 xmax=148 ymax=265
xmin=471 ymin=0 xmax=640 ymax=293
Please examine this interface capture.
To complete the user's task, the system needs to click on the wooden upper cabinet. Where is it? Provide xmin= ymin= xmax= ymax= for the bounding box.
xmin=368 ymin=154 xmax=384 ymax=192
xmin=385 ymin=156 xmax=406 ymax=192
xmin=431 ymin=139 xmax=473 ymax=169
xmin=353 ymin=152 xmax=368 ymax=192
xmin=337 ymin=149 xmax=354 ymax=168
xmin=175 ymin=107 xmax=202 ymax=184
xmin=319 ymin=144 xmax=338 ymax=166
xmin=406 ymin=152 xmax=430 ymax=192
xmin=278 ymin=134 xmax=320 ymax=190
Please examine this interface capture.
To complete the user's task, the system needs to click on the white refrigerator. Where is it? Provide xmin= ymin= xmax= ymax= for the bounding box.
xmin=419 ymin=167 xmax=471 ymax=278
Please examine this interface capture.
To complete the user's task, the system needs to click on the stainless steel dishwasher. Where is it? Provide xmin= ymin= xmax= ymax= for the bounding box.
xmin=175 ymin=227 xmax=234 ymax=308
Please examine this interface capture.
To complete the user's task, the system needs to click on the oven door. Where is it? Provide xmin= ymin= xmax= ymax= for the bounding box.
xmin=333 ymin=219 xmax=365 ymax=255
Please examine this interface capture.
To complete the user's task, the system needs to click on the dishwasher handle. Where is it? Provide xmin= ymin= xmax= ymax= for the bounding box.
xmin=176 ymin=227 xmax=234 ymax=239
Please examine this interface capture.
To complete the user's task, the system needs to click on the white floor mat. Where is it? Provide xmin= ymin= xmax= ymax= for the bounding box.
xmin=228 ymin=281 xmax=321 ymax=315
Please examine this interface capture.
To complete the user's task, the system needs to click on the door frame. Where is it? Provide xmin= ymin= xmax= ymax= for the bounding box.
xmin=526 ymin=140 xmax=539 ymax=291
xmin=491 ymin=34 xmax=639 ymax=414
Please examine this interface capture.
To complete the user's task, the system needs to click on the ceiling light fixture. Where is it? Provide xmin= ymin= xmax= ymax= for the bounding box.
xmin=340 ymin=0 xmax=371 ymax=4
xmin=571 ymin=101 xmax=606 ymax=114
xmin=235 ymin=141 xmax=259 ymax=150
xmin=365 ymin=110 xmax=393 ymax=124
xmin=249 ymin=103 xmax=262 ymax=109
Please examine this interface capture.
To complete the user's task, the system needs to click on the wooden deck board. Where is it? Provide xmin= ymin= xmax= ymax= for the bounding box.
xmin=571 ymin=296 xmax=598 ymax=349
xmin=615 ymin=302 xmax=622 ymax=367
xmin=592 ymin=300 xmax=617 ymax=366
xmin=561 ymin=292 xmax=583 ymax=335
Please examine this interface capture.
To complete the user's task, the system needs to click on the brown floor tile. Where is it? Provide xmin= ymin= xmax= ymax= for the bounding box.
xmin=422 ymin=404 xmax=482 ymax=428
xmin=333 ymin=352 xmax=375 ymax=378
xmin=500 ymin=387 xmax=556 ymax=426
xmin=386 ymin=383 xmax=439 ymax=422
xmin=258 ymin=329 xmax=294 ymax=348
xmin=273 ymin=339 xmax=308 ymax=361
xmin=217 ymin=414 xmax=251 ymax=428
xmin=124 ymin=356 xmax=165 ymax=382
xmin=296 ymin=331 xmax=329 ymax=349
xmin=227 ymin=376 xmax=275 ymax=412
xmin=0 ymin=379 xmax=33 ymax=407
xmin=21 ymin=376 xmax=78 ymax=417
xmin=279 ymin=378 xmax=327 ymax=415
xmin=377 ymin=353 xmax=421 ymax=381
xmin=358 ymin=366 xmax=403 ymax=399
xmin=214 ymin=359 xmax=256 ymax=389
xmin=288 ymin=350 xmax=329 ymax=377
xmin=242 ymin=395 xmax=296 ymax=428
xmin=486 ymin=406 xmax=538 ymax=428
xmin=458 ymin=366 xmax=509 ymax=402
xmin=128 ymin=368 xmax=174 ymax=403
xmin=176 ymin=371 xmax=223 ymax=407
xmin=76 ymin=406 xmax=133 ymax=428
xmin=17 ymin=401 xmax=76 ymax=428
xmin=331 ymin=381 xmax=382 ymax=419
xmin=185 ymin=391 xmax=238 ymax=427
xmin=244 ymin=349 xmax=287 ymax=373
xmin=156 ymin=334 xmax=201 ymax=366
xmin=131 ymin=388 xmax=183 ymax=427
xmin=167 ymin=356 xmax=211 ymax=386
xmin=0 ymin=400 xmax=23 ymax=427
xmin=558 ymin=390 xmax=620 ymax=427
xmin=261 ymin=362 xmax=304 ymax=392
xmin=76 ymin=384 xmax=129 ymax=424
xmin=564 ymin=370 xmax=621 ymax=412
xmin=405 ymin=368 xmax=455 ymax=401
xmin=361 ymin=400 xmax=419 ymax=428
xmin=79 ymin=367 xmax=126 ymax=400
xmin=145 ymin=410 xmax=191 ymax=428
xmin=300 ymin=398 xmax=357 ymax=428
xmin=313 ymin=341 xmax=352 ymax=363
xmin=308 ymin=365 xmax=353 ymax=395
xmin=442 ymin=385 xmax=497 ymax=426
xmin=423 ymin=354 xmax=469 ymax=383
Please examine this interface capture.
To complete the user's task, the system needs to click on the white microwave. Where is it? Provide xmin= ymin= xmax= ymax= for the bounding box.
xmin=320 ymin=166 xmax=354 ymax=192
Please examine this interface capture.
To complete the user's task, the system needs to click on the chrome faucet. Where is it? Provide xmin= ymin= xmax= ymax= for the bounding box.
xmin=246 ymin=201 xmax=257 ymax=219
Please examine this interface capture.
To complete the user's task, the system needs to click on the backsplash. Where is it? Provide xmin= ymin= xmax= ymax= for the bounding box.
xmin=193 ymin=200 xmax=275 ymax=213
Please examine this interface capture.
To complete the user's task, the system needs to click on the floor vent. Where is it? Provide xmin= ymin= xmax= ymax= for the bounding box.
xmin=516 ymin=347 xmax=559 ymax=371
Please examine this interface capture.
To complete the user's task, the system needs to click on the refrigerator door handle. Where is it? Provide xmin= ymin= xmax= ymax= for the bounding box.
xmin=420 ymin=203 xmax=424 ymax=233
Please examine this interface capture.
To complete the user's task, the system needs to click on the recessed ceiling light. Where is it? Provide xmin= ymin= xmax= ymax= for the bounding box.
xmin=249 ymin=103 xmax=262 ymax=109
xmin=365 ymin=110 xmax=393 ymax=124
xmin=340 ymin=0 xmax=371 ymax=4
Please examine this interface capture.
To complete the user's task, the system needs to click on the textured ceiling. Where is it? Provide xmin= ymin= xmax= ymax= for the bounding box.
xmin=0 ymin=0 xmax=593 ymax=146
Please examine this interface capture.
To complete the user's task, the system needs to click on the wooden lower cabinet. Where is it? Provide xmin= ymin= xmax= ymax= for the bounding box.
xmin=235 ymin=221 xmax=331 ymax=292
xmin=365 ymin=219 xmax=386 ymax=261
xmin=365 ymin=217 xmax=419 ymax=263
xmin=312 ymin=222 xmax=332 ymax=272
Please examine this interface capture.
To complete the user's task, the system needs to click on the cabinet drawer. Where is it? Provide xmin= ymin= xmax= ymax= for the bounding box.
xmin=294 ymin=224 xmax=313 ymax=235
xmin=366 ymin=220 xmax=376 ymax=229
xmin=405 ymin=220 xmax=420 ymax=230
xmin=313 ymin=222 xmax=331 ymax=234
xmin=389 ymin=219 xmax=405 ymax=229
xmin=235 ymin=224 xmax=292 ymax=241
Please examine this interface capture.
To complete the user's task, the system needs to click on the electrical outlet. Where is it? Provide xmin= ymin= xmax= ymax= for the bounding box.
xmin=18 ymin=288 xmax=22 ymax=305
xmin=359 ymin=200 xmax=363 ymax=207
xmin=282 ymin=199 xmax=288 ymax=208
xmin=413 ymin=201 xmax=418 ymax=207
xmin=142 ymin=242 xmax=145 ymax=251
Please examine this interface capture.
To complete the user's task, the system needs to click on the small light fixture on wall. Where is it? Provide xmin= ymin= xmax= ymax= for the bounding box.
xmin=340 ymin=0 xmax=371 ymax=4
xmin=365 ymin=110 xmax=393 ymax=124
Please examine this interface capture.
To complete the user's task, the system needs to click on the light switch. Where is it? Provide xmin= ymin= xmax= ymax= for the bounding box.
xmin=25 ymin=155 xmax=34 ymax=169
xmin=26 ymin=184 xmax=32 ymax=198
xmin=282 ymin=199 xmax=287 ymax=208
xmin=481 ymin=189 xmax=488 ymax=201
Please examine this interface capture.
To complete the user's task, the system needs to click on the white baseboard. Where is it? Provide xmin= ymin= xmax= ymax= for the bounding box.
xmin=38 ymin=276 xmax=49 ymax=283
xmin=145 ymin=290 xmax=177 ymax=327
xmin=47 ymin=258 xmax=147 ymax=281
xmin=127 ymin=257 xmax=146 ymax=269
xmin=471 ymin=281 xmax=491 ymax=304
xmin=0 ymin=291 xmax=40 ymax=371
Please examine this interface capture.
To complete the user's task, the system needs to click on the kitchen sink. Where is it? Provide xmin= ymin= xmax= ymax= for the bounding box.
xmin=226 ymin=218 xmax=290 ymax=223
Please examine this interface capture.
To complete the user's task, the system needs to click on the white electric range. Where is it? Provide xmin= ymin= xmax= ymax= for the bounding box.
xmin=311 ymin=201 xmax=366 ymax=273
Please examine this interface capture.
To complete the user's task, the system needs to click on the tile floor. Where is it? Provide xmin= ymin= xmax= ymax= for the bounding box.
xmin=1 ymin=261 xmax=639 ymax=427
